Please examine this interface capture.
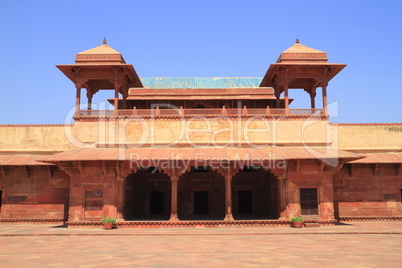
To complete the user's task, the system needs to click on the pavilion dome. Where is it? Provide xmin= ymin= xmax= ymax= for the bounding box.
xmin=276 ymin=38 xmax=328 ymax=63
xmin=74 ymin=38 xmax=126 ymax=64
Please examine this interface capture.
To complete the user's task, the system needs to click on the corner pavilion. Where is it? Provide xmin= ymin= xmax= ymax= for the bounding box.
xmin=0 ymin=39 xmax=401 ymax=227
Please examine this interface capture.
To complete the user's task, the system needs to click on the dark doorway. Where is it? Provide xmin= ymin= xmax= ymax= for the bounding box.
xmin=300 ymin=188 xmax=318 ymax=215
xmin=238 ymin=191 xmax=252 ymax=214
xmin=124 ymin=171 xmax=171 ymax=221
xmin=232 ymin=169 xmax=278 ymax=220
xmin=194 ymin=191 xmax=209 ymax=215
xmin=150 ymin=191 xmax=165 ymax=215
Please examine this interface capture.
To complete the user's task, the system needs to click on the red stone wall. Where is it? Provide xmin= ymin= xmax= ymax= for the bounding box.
xmin=68 ymin=176 xmax=118 ymax=221
xmin=286 ymin=172 xmax=334 ymax=220
xmin=66 ymin=161 xmax=123 ymax=222
xmin=333 ymin=164 xmax=402 ymax=219
xmin=0 ymin=166 xmax=70 ymax=221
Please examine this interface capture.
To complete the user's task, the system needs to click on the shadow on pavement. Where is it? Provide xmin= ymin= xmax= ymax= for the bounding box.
xmin=51 ymin=225 xmax=68 ymax=229
xmin=334 ymin=222 xmax=353 ymax=226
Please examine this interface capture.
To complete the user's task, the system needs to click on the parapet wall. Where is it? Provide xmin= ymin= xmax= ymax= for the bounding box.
xmin=1 ymin=122 xmax=401 ymax=152
xmin=0 ymin=125 xmax=77 ymax=151
xmin=330 ymin=124 xmax=402 ymax=152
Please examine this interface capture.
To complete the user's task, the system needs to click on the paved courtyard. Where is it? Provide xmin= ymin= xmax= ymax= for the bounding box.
xmin=0 ymin=222 xmax=401 ymax=267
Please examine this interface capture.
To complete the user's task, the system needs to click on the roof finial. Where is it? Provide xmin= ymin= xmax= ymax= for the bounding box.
xmin=103 ymin=37 xmax=107 ymax=45
xmin=296 ymin=36 xmax=299 ymax=44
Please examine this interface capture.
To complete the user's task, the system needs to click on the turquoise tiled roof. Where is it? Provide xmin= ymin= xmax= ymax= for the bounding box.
xmin=139 ymin=77 xmax=263 ymax=89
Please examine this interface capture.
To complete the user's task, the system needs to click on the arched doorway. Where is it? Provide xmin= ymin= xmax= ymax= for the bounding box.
xmin=178 ymin=167 xmax=225 ymax=220
xmin=124 ymin=168 xmax=171 ymax=220
xmin=232 ymin=167 xmax=279 ymax=219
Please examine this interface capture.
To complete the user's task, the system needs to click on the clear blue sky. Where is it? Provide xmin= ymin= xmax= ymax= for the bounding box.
xmin=1 ymin=0 xmax=401 ymax=124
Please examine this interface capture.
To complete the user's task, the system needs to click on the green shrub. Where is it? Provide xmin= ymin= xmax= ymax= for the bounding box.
xmin=290 ymin=216 xmax=304 ymax=222
xmin=100 ymin=216 xmax=116 ymax=224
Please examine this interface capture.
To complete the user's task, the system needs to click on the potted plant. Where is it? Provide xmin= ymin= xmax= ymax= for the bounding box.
xmin=290 ymin=216 xmax=304 ymax=228
xmin=101 ymin=216 xmax=116 ymax=230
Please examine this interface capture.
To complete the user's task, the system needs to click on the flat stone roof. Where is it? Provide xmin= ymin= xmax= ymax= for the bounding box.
xmin=139 ymin=77 xmax=263 ymax=89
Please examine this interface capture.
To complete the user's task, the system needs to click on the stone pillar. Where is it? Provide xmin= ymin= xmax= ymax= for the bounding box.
xmin=87 ymin=90 xmax=93 ymax=111
xmin=116 ymin=178 xmax=125 ymax=220
xmin=170 ymin=175 xmax=179 ymax=221
xmin=75 ymin=87 xmax=81 ymax=113
xmin=322 ymin=84 xmax=328 ymax=112
xmin=224 ymin=173 xmax=234 ymax=221
xmin=284 ymin=87 xmax=289 ymax=110
xmin=282 ymin=68 xmax=289 ymax=111
xmin=68 ymin=176 xmax=84 ymax=222
xmin=277 ymin=178 xmax=288 ymax=220
xmin=310 ymin=94 xmax=316 ymax=109
xmin=319 ymin=174 xmax=335 ymax=220
xmin=122 ymin=95 xmax=127 ymax=109
xmin=321 ymin=67 xmax=329 ymax=113
xmin=275 ymin=96 xmax=281 ymax=108
xmin=114 ymin=88 xmax=119 ymax=112
xmin=88 ymin=96 xmax=92 ymax=111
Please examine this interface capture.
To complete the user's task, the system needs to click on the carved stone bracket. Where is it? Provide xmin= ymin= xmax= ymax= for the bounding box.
xmin=58 ymin=163 xmax=72 ymax=177
xmin=394 ymin=163 xmax=401 ymax=176
xmin=270 ymin=167 xmax=287 ymax=180
xmin=334 ymin=160 xmax=345 ymax=173
xmin=0 ymin=166 xmax=7 ymax=178
xmin=371 ymin=163 xmax=379 ymax=176
xmin=320 ymin=159 xmax=344 ymax=174
xmin=115 ymin=161 xmax=131 ymax=181
xmin=296 ymin=159 xmax=301 ymax=172
xmin=160 ymin=163 xmax=187 ymax=179
xmin=25 ymin=166 xmax=31 ymax=178
xmin=212 ymin=163 xmax=241 ymax=179
xmin=348 ymin=164 xmax=354 ymax=177
xmin=99 ymin=160 xmax=107 ymax=178
xmin=77 ymin=162 xmax=84 ymax=177
xmin=320 ymin=66 xmax=330 ymax=87
xmin=47 ymin=165 xmax=54 ymax=179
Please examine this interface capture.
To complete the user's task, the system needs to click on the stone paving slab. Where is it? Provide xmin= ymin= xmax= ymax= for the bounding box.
xmin=0 ymin=232 xmax=401 ymax=267
xmin=0 ymin=222 xmax=401 ymax=267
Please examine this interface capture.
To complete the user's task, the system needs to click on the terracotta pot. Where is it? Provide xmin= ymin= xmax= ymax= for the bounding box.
xmin=292 ymin=221 xmax=303 ymax=228
xmin=103 ymin=223 xmax=114 ymax=230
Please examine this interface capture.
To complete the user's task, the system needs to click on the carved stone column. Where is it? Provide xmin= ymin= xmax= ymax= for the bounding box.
xmin=215 ymin=165 xmax=240 ymax=221
xmin=224 ymin=173 xmax=234 ymax=221
xmin=322 ymin=83 xmax=328 ymax=112
xmin=269 ymin=166 xmax=288 ymax=220
xmin=277 ymin=177 xmax=288 ymax=220
xmin=116 ymin=178 xmax=125 ymax=220
xmin=309 ymin=89 xmax=317 ymax=109
xmin=284 ymin=86 xmax=289 ymax=110
xmin=275 ymin=93 xmax=281 ymax=108
xmin=161 ymin=163 xmax=187 ymax=222
xmin=170 ymin=175 xmax=179 ymax=221
xmin=283 ymin=68 xmax=289 ymax=111
xmin=114 ymin=87 xmax=120 ymax=112
xmin=86 ymin=90 xmax=93 ymax=111
xmin=75 ymin=87 xmax=81 ymax=113
xmin=321 ymin=67 xmax=329 ymax=113
xmin=115 ymin=162 xmax=134 ymax=220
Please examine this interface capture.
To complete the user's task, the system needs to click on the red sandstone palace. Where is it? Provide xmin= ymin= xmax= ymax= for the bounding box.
xmin=0 ymin=39 xmax=401 ymax=227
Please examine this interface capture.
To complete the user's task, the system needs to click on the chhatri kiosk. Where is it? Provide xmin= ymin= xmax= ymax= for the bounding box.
xmin=0 ymin=39 xmax=401 ymax=227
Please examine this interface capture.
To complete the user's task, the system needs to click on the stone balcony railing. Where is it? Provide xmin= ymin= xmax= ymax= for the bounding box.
xmin=74 ymin=107 xmax=327 ymax=120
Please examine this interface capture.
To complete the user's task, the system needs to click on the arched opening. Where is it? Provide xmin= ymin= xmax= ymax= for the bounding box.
xmin=124 ymin=168 xmax=171 ymax=220
xmin=178 ymin=167 xmax=225 ymax=220
xmin=232 ymin=167 xmax=279 ymax=220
